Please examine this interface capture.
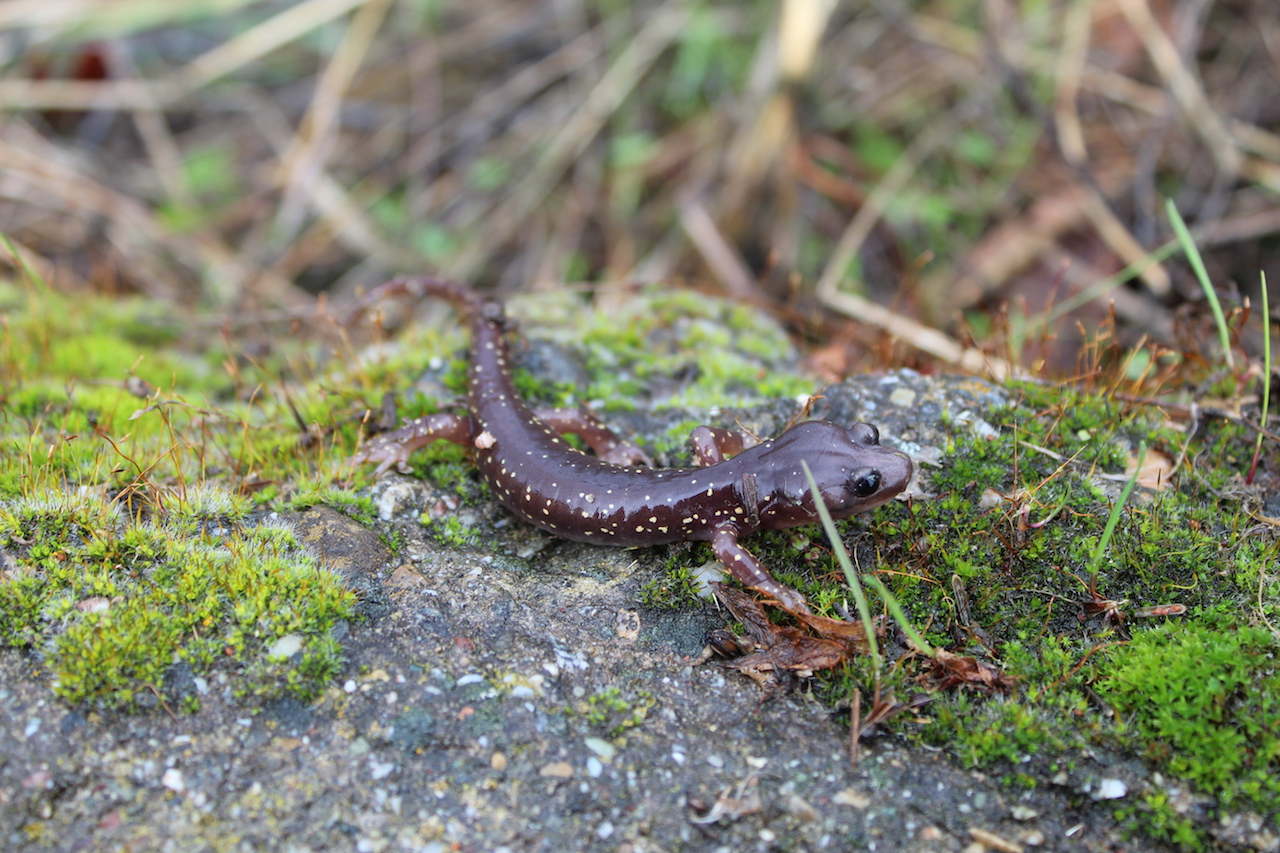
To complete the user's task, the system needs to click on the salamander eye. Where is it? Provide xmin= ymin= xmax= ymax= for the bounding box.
xmin=849 ymin=423 xmax=880 ymax=446
xmin=849 ymin=469 xmax=881 ymax=498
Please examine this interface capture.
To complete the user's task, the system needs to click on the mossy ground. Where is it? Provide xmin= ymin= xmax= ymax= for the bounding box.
xmin=853 ymin=382 xmax=1277 ymax=851
xmin=0 ymin=278 xmax=357 ymax=712
xmin=3 ymin=276 xmax=1277 ymax=848
xmin=356 ymin=289 xmax=1279 ymax=848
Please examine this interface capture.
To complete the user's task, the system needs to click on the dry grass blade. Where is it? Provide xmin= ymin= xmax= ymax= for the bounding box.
xmin=814 ymin=120 xmax=951 ymax=302
xmin=819 ymin=288 xmax=1019 ymax=381
xmin=1113 ymin=0 xmax=1241 ymax=175
xmin=177 ymin=0 xmax=373 ymax=93
xmin=679 ymin=197 xmax=756 ymax=299
xmin=1074 ymin=182 xmax=1170 ymax=296
xmin=1052 ymin=0 xmax=1092 ymax=165
xmin=0 ymin=0 xmax=257 ymax=34
xmin=449 ymin=0 xmax=694 ymax=279
xmin=274 ymin=0 xmax=395 ymax=242
xmin=0 ymin=79 xmax=173 ymax=111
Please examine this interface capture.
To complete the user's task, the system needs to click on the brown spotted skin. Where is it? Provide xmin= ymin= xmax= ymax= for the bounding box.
xmin=353 ymin=277 xmax=914 ymax=613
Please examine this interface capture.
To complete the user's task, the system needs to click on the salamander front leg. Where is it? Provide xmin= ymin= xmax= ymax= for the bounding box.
xmin=711 ymin=523 xmax=811 ymax=614
xmin=351 ymin=413 xmax=474 ymax=477
xmin=534 ymin=407 xmax=653 ymax=467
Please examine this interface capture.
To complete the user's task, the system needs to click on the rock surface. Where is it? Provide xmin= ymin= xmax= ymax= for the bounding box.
xmin=0 ymin=369 xmax=1171 ymax=852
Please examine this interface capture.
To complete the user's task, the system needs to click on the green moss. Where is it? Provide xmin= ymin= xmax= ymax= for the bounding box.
xmin=639 ymin=556 xmax=704 ymax=610
xmin=569 ymin=686 xmax=655 ymax=738
xmin=845 ymin=378 xmax=1279 ymax=848
xmin=0 ymin=276 xmax=370 ymax=710
xmin=1 ymin=493 xmax=353 ymax=711
xmin=1119 ymin=790 xmax=1206 ymax=851
xmin=1099 ymin=620 xmax=1280 ymax=809
xmin=423 ymin=514 xmax=476 ymax=549
xmin=286 ymin=488 xmax=378 ymax=526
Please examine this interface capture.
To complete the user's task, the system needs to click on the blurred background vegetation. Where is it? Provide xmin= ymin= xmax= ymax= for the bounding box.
xmin=0 ymin=0 xmax=1277 ymax=378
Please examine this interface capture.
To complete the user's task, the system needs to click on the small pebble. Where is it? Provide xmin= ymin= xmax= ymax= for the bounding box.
xmin=539 ymin=761 xmax=573 ymax=778
xmin=584 ymin=737 xmax=615 ymax=760
xmin=1093 ymin=778 xmax=1127 ymax=800
xmin=160 ymin=769 xmax=184 ymax=793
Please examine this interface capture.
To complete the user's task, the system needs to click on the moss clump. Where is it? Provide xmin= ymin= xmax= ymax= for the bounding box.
xmin=569 ymin=686 xmax=655 ymax=738
xmin=854 ymin=377 xmax=1278 ymax=849
xmin=1099 ymin=618 xmax=1280 ymax=809
xmin=0 ymin=492 xmax=353 ymax=712
xmin=639 ymin=556 xmax=704 ymax=610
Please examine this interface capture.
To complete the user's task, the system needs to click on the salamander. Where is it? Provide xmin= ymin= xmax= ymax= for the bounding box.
xmin=351 ymin=276 xmax=913 ymax=614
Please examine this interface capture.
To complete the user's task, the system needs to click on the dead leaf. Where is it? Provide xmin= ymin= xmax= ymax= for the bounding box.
xmin=688 ymin=774 xmax=762 ymax=825
xmin=1132 ymin=448 xmax=1175 ymax=490
xmin=926 ymin=648 xmax=1015 ymax=692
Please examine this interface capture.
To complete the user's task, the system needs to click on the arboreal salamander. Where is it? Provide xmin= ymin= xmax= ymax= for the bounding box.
xmin=352 ymin=277 xmax=913 ymax=614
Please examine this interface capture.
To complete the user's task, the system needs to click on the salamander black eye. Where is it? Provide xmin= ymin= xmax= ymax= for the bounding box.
xmin=849 ymin=469 xmax=881 ymax=498
xmin=849 ymin=423 xmax=880 ymax=446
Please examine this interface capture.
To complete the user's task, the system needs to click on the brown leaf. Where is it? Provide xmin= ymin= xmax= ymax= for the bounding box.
xmin=927 ymin=648 xmax=1015 ymax=692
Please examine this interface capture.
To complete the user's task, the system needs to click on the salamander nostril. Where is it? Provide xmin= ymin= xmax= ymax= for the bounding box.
xmin=849 ymin=469 xmax=881 ymax=498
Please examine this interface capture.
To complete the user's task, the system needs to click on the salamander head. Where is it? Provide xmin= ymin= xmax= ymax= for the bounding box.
xmin=753 ymin=420 xmax=913 ymax=529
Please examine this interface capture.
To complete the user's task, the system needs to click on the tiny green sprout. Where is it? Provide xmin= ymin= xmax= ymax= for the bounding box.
xmin=1086 ymin=441 xmax=1146 ymax=581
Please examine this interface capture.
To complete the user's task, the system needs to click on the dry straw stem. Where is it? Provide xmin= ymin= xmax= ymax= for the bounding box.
xmin=1052 ymin=0 xmax=1093 ymax=165
xmin=179 ymin=0 xmax=374 ymax=93
xmin=679 ymin=198 xmax=756 ymax=300
xmin=1112 ymin=0 xmax=1241 ymax=176
xmin=0 ymin=0 xmax=257 ymax=34
xmin=777 ymin=0 xmax=836 ymax=81
xmin=0 ymin=122 xmax=286 ymax=302
xmin=448 ymin=0 xmax=693 ymax=280
xmin=819 ymin=287 xmax=1019 ymax=382
xmin=273 ymin=0 xmax=395 ymax=243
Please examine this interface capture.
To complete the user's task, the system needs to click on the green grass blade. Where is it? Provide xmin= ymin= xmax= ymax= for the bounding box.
xmin=861 ymin=573 xmax=934 ymax=656
xmin=0 ymin=232 xmax=51 ymax=296
xmin=1249 ymin=271 xmax=1270 ymax=484
xmin=801 ymin=460 xmax=880 ymax=669
xmin=1166 ymin=199 xmax=1234 ymax=371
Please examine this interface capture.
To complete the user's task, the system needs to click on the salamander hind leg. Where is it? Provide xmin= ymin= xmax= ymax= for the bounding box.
xmin=534 ymin=407 xmax=653 ymax=467
xmin=352 ymin=412 xmax=474 ymax=477
xmin=711 ymin=523 xmax=811 ymax=614
xmin=689 ymin=426 xmax=760 ymax=466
